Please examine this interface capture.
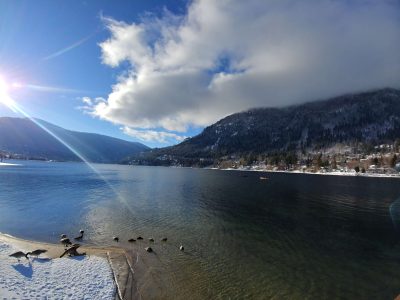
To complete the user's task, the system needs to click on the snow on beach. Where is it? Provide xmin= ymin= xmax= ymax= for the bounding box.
xmin=0 ymin=162 xmax=21 ymax=166
xmin=0 ymin=241 xmax=115 ymax=299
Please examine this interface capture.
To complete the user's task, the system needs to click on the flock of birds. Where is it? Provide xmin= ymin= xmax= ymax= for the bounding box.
xmin=112 ymin=234 xmax=184 ymax=253
xmin=9 ymin=229 xmax=185 ymax=262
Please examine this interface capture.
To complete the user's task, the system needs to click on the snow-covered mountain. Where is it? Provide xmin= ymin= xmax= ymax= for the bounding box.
xmin=130 ymin=88 xmax=400 ymax=166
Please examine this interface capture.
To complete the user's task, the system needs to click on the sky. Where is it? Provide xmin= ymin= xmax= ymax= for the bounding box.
xmin=0 ymin=0 xmax=399 ymax=148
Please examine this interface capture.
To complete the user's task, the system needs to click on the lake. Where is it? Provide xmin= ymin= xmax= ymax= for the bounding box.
xmin=1 ymin=160 xmax=400 ymax=299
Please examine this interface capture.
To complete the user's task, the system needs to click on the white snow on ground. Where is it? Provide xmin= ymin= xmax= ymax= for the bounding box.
xmin=0 ymin=241 xmax=115 ymax=299
xmin=0 ymin=162 xmax=21 ymax=166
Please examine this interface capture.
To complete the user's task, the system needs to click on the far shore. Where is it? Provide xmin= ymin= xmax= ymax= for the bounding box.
xmin=2 ymin=157 xmax=399 ymax=179
xmin=0 ymin=162 xmax=22 ymax=166
xmin=209 ymin=167 xmax=400 ymax=179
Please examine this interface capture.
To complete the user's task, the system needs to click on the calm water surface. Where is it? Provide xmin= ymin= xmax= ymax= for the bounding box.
xmin=1 ymin=160 xmax=400 ymax=299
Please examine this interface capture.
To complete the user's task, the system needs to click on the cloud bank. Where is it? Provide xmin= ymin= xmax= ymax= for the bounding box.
xmin=83 ymin=0 xmax=400 ymax=144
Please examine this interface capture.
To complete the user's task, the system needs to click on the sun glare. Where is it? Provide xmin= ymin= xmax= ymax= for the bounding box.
xmin=0 ymin=75 xmax=17 ymax=111
xmin=0 ymin=76 xmax=8 ymax=95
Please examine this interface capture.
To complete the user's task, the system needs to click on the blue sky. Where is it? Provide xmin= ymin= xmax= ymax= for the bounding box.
xmin=0 ymin=0 xmax=399 ymax=148
xmin=0 ymin=0 xmax=199 ymax=147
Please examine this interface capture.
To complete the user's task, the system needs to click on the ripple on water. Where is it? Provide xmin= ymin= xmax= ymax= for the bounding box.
xmin=1 ymin=163 xmax=400 ymax=299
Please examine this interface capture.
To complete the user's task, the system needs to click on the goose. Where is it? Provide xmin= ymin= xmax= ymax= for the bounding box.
xmin=9 ymin=251 xmax=29 ymax=262
xmin=148 ymin=238 xmax=154 ymax=242
xmin=161 ymin=237 xmax=167 ymax=242
xmin=28 ymin=249 xmax=47 ymax=258
xmin=145 ymin=247 xmax=153 ymax=253
xmin=60 ymin=238 xmax=72 ymax=248
xmin=74 ymin=232 xmax=84 ymax=241
xmin=128 ymin=238 xmax=136 ymax=242
xmin=179 ymin=245 xmax=184 ymax=251
xmin=60 ymin=244 xmax=84 ymax=258
xmin=113 ymin=236 xmax=119 ymax=242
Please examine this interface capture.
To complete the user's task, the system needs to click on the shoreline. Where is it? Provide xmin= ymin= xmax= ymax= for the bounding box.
xmin=3 ymin=158 xmax=399 ymax=179
xmin=0 ymin=232 xmax=124 ymax=258
xmin=0 ymin=233 xmax=138 ymax=299
xmin=209 ymin=167 xmax=400 ymax=179
xmin=0 ymin=162 xmax=22 ymax=166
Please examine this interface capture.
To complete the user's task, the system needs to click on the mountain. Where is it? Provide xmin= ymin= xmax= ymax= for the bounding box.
xmin=128 ymin=88 xmax=400 ymax=166
xmin=0 ymin=117 xmax=149 ymax=163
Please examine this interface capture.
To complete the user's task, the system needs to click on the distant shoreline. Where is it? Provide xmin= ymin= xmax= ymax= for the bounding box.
xmin=2 ymin=158 xmax=399 ymax=179
xmin=209 ymin=167 xmax=400 ymax=179
xmin=0 ymin=162 xmax=22 ymax=166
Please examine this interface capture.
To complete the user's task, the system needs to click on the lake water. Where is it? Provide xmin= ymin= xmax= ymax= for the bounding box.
xmin=1 ymin=160 xmax=400 ymax=299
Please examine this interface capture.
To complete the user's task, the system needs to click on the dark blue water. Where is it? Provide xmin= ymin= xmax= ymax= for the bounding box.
xmin=1 ymin=160 xmax=400 ymax=299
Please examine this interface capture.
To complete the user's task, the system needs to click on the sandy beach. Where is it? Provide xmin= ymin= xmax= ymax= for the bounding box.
xmin=0 ymin=233 xmax=138 ymax=299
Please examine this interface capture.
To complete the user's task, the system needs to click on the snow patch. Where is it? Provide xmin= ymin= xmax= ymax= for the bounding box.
xmin=0 ymin=241 xmax=115 ymax=299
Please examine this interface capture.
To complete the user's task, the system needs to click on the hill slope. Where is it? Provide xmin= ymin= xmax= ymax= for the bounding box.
xmin=130 ymin=88 xmax=400 ymax=166
xmin=0 ymin=118 xmax=149 ymax=163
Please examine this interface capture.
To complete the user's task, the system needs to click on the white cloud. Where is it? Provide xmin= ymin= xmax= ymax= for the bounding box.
xmin=122 ymin=126 xmax=187 ymax=143
xmin=84 ymin=0 xmax=400 ymax=142
xmin=82 ymin=97 xmax=93 ymax=105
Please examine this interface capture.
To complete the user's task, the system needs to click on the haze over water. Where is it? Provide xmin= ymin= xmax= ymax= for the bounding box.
xmin=1 ymin=160 xmax=400 ymax=299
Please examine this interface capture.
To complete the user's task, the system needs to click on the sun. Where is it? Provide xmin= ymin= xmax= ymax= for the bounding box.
xmin=0 ymin=75 xmax=17 ymax=110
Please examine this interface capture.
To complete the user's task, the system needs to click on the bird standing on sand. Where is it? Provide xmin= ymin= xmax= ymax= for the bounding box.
xmin=60 ymin=244 xmax=85 ymax=258
xmin=113 ymin=236 xmax=119 ymax=242
xmin=9 ymin=251 xmax=29 ymax=262
xmin=60 ymin=234 xmax=67 ymax=239
xmin=145 ymin=247 xmax=153 ymax=253
xmin=60 ymin=238 xmax=72 ymax=248
xmin=28 ymin=249 xmax=48 ymax=258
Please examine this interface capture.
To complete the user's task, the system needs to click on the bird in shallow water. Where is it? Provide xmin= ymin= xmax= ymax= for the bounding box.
xmin=161 ymin=237 xmax=167 ymax=242
xmin=74 ymin=232 xmax=84 ymax=241
xmin=28 ymin=249 xmax=47 ymax=258
xmin=148 ymin=238 xmax=154 ymax=242
xmin=60 ymin=234 xmax=67 ymax=239
xmin=60 ymin=238 xmax=72 ymax=248
xmin=137 ymin=236 xmax=143 ymax=240
xmin=128 ymin=238 xmax=136 ymax=242
xmin=179 ymin=245 xmax=184 ymax=251
xmin=113 ymin=236 xmax=119 ymax=242
xmin=145 ymin=247 xmax=153 ymax=253
xmin=9 ymin=251 xmax=29 ymax=262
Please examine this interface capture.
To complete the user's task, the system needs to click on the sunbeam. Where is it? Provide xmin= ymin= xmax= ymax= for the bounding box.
xmin=0 ymin=85 xmax=136 ymax=218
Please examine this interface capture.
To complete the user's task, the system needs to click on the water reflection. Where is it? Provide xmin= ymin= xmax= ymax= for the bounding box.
xmin=1 ymin=161 xmax=400 ymax=299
